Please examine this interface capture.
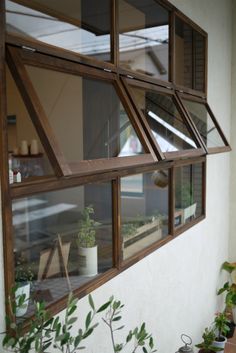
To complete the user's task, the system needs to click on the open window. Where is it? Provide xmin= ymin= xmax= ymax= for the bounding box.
xmin=122 ymin=78 xmax=205 ymax=160
xmin=7 ymin=46 xmax=157 ymax=179
xmin=177 ymin=94 xmax=231 ymax=154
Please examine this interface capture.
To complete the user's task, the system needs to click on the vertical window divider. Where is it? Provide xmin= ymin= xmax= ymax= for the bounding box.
xmin=169 ymin=166 xmax=175 ymax=236
xmin=6 ymin=46 xmax=71 ymax=177
xmin=0 ymin=0 xmax=15 ymax=321
xmin=170 ymin=11 xmax=175 ymax=84
xmin=202 ymin=160 xmax=207 ymax=217
xmin=111 ymin=0 xmax=118 ymax=66
xmin=112 ymin=178 xmax=121 ymax=270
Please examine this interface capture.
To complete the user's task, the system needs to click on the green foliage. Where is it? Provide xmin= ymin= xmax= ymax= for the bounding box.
xmin=221 ymin=261 xmax=236 ymax=274
xmin=217 ymin=281 xmax=236 ymax=309
xmin=195 ymin=327 xmax=222 ymax=352
xmin=77 ymin=205 xmax=98 ymax=248
xmin=213 ymin=312 xmax=230 ymax=340
xmin=175 ymin=181 xmax=193 ymax=209
xmin=102 ymin=296 xmax=157 ymax=353
xmin=15 ymin=255 xmax=35 ymax=283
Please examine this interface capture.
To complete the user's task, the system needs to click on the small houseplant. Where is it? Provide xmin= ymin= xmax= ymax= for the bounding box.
xmin=195 ymin=327 xmax=222 ymax=353
xmin=77 ymin=205 xmax=99 ymax=277
xmin=15 ymin=257 xmax=34 ymax=317
xmin=212 ymin=312 xmax=230 ymax=352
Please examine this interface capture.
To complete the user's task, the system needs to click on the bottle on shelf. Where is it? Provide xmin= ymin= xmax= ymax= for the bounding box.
xmin=8 ymin=158 xmax=14 ymax=184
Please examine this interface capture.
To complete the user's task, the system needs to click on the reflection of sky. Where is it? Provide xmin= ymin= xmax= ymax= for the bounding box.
xmin=6 ymin=1 xmax=168 ymax=55
xmin=148 ymin=111 xmax=197 ymax=151
xmin=12 ymin=198 xmax=47 ymax=212
xmin=13 ymin=203 xmax=77 ymax=226
xmin=119 ymin=135 xmax=142 ymax=157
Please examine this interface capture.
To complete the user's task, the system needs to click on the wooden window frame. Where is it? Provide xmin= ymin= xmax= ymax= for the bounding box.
xmin=177 ymin=92 xmax=231 ymax=154
xmin=0 ymin=0 xmax=228 ymax=325
xmin=121 ymin=77 xmax=206 ymax=160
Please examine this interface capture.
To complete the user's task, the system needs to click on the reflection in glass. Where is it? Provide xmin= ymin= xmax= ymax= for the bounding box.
xmin=6 ymin=0 xmax=111 ymax=62
xmin=131 ymin=86 xmax=197 ymax=152
xmin=175 ymin=17 xmax=205 ymax=91
xmin=121 ymin=170 xmax=169 ymax=260
xmin=25 ymin=65 xmax=144 ymax=164
xmin=119 ymin=0 xmax=169 ymax=80
xmin=6 ymin=65 xmax=53 ymax=183
xmin=13 ymin=182 xmax=113 ymax=318
xmin=174 ymin=163 xmax=203 ymax=228
xmin=182 ymin=99 xmax=225 ymax=148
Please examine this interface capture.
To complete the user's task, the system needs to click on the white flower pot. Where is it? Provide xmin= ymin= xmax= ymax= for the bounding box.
xmin=78 ymin=246 xmax=98 ymax=277
xmin=15 ymin=282 xmax=30 ymax=317
xmin=213 ymin=336 xmax=227 ymax=353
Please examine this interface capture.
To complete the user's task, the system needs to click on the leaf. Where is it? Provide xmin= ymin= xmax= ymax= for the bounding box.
xmin=143 ymin=348 xmax=148 ymax=353
xmin=88 ymin=294 xmax=95 ymax=310
xmin=68 ymin=317 xmax=78 ymax=326
xmin=85 ymin=311 xmax=92 ymax=329
xmin=68 ymin=305 xmax=77 ymax=316
xmin=112 ymin=316 xmax=122 ymax=322
xmin=97 ymin=301 xmax=111 ymax=313
xmin=83 ymin=327 xmax=94 ymax=339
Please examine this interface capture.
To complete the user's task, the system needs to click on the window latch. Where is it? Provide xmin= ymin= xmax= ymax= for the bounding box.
xmin=127 ymin=75 xmax=133 ymax=79
xmin=104 ymin=68 xmax=112 ymax=73
xmin=22 ymin=46 xmax=36 ymax=52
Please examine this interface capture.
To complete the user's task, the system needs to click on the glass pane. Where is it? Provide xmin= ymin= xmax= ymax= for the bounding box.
xmin=119 ymin=0 xmax=169 ymax=80
xmin=175 ymin=17 xmax=206 ymax=91
xmin=25 ymin=65 xmax=144 ymax=164
xmin=174 ymin=163 xmax=203 ymax=228
xmin=6 ymin=0 xmax=111 ymax=62
xmin=182 ymin=99 xmax=225 ymax=148
xmin=6 ymin=65 xmax=53 ymax=183
xmin=13 ymin=182 xmax=113 ymax=319
xmin=121 ymin=170 xmax=169 ymax=260
xmin=131 ymin=86 xmax=197 ymax=152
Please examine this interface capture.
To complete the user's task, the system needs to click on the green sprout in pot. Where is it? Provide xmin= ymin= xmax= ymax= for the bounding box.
xmin=195 ymin=327 xmax=222 ymax=352
xmin=213 ymin=312 xmax=230 ymax=341
xmin=77 ymin=205 xmax=99 ymax=248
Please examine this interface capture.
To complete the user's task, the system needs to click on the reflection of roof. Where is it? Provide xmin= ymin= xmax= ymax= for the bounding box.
xmin=6 ymin=0 xmax=168 ymax=55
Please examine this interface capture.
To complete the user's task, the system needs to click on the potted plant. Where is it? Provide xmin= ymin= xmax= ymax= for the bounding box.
xmin=77 ymin=205 xmax=99 ymax=277
xmin=175 ymin=182 xmax=197 ymax=225
xmin=212 ymin=312 xmax=230 ymax=352
xmin=217 ymin=281 xmax=236 ymax=326
xmin=195 ymin=327 xmax=222 ymax=352
xmin=15 ymin=257 xmax=34 ymax=317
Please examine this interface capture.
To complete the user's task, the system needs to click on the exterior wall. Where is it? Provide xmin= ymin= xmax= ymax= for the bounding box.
xmin=230 ymin=0 xmax=236 ymax=260
xmin=0 ymin=1 xmax=233 ymax=353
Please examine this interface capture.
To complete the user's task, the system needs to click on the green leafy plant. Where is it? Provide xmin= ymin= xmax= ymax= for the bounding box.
xmin=221 ymin=261 xmax=236 ymax=274
xmin=77 ymin=205 xmax=99 ymax=248
xmin=15 ymin=255 xmax=35 ymax=283
xmin=195 ymin=327 xmax=222 ymax=352
xmin=175 ymin=182 xmax=193 ymax=208
xmin=102 ymin=296 xmax=157 ymax=353
xmin=213 ymin=312 xmax=230 ymax=340
xmin=217 ymin=282 xmax=236 ymax=309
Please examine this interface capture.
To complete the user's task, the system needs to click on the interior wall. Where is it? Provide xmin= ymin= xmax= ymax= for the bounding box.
xmin=229 ymin=0 xmax=236 ymax=260
xmin=0 ymin=1 xmax=233 ymax=353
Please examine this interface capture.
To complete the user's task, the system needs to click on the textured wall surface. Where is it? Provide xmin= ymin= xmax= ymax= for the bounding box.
xmin=0 ymin=1 xmax=233 ymax=352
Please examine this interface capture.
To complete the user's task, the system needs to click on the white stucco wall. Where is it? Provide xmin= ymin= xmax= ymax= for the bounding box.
xmin=230 ymin=0 xmax=236 ymax=260
xmin=0 ymin=1 xmax=233 ymax=353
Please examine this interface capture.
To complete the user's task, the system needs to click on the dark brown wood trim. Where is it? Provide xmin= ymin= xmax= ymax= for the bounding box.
xmin=13 ymin=45 xmax=117 ymax=82
xmin=112 ymin=0 xmax=118 ymax=67
xmin=207 ymin=146 xmax=231 ymax=154
xmin=6 ymin=33 xmax=117 ymax=73
xmin=0 ymin=0 xmax=15 ymax=320
xmin=170 ymin=11 xmax=175 ymax=84
xmin=174 ymin=12 xmax=207 ymax=38
xmin=177 ymin=92 xmax=207 ymax=103
xmin=164 ymin=148 xmax=205 ymax=160
xmin=169 ymin=167 xmax=174 ymax=235
xmin=112 ymin=179 xmax=120 ymax=269
xmin=173 ymin=156 xmax=206 ymax=167
xmin=175 ymin=85 xmax=206 ymax=99
xmin=11 ymin=157 xmax=173 ymax=199
xmin=174 ymin=215 xmax=205 ymax=236
xmin=6 ymin=46 xmax=71 ymax=176
xmin=202 ymin=160 xmax=206 ymax=217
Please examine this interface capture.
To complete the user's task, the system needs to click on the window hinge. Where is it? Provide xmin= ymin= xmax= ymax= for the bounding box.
xmin=104 ymin=68 xmax=112 ymax=72
xmin=127 ymin=75 xmax=133 ymax=79
xmin=22 ymin=45 xmax=36 ymax=52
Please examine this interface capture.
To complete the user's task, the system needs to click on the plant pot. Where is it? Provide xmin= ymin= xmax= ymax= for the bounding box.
xmin=226 ymin=321 xmax=235 ymax=338
xmin=15 ymin=282 xmax=30 ymax=317
xmin=212 ymin=336 xmax=227 ymax=352
xmin=78 ymin=245 xmax=98 ymax=277
xmin=198 ymin=349 xmax=216 ymax=353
